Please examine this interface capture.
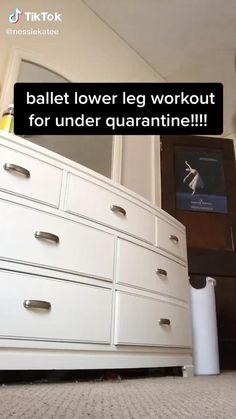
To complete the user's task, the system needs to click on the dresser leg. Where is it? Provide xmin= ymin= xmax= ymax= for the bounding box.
xmin=182 ymin=365 xmax=194 ymax=377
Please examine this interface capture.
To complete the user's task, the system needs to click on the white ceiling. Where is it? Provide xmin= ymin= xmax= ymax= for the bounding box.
xmin=83 ymin=0 xmax=236 ymax=136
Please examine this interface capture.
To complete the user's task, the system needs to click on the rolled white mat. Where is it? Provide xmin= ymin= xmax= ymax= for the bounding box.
xmin=190 ymin=277 xmax=220 ymax=375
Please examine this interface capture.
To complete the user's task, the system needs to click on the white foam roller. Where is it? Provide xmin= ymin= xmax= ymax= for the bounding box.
xmin=190 ymin=277 xmax=220 ymax=375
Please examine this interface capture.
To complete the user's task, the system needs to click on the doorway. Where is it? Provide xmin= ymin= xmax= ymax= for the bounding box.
xmin=161 ymin=135 xmax=236 ymax=369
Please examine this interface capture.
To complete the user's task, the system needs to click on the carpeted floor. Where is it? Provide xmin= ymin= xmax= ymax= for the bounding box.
xmin=0 ymin=372 xmax=235 ymax=419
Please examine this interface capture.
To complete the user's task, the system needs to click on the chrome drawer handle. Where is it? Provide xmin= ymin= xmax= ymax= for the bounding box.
xmin=159 ymin=318 xmax=171 ymax=326
xmin=34 ymin=231 xmax=59 ymax=243
xmin=156 ymin=268 xmax=167 ymax=277
xmin=4 ymin=163 xmax=30 ymax=178
xmin=110 ymin=205 xmax=126 ymax=216
xmin=169 ymin=234 xmax=179 ymax=244
xmin=23 ymin=300 xmax=51 ymax=310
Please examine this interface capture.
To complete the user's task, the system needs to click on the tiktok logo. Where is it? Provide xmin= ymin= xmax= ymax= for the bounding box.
xmin=8 ymin=7 xmax=23 ymax=24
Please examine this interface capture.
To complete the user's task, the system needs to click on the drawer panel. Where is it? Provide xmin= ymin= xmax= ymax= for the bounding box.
xmin=116 ymin=239 xmax=189 ymax=301
xmin=156 ymin=217 xmax=187 ymax=261
xmin=0 ymin=271 xmax=112 ymax=343
xmin=0 ymin=200 xmax=114 ymax=280
xmin=65 ymin=174 xmax=155 ymax=243
xmin=115 ymin=292 xmax=191 ymax=347
xmin=0 ymin=145 xmax=62 ymax=207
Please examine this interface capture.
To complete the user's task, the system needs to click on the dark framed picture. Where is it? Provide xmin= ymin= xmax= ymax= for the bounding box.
xmin=175 ymin=149 xmax=228 ymax=214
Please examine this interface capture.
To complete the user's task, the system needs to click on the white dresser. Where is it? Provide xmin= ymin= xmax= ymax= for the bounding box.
xmin=0 ymin=131 xmax=193 ymax=374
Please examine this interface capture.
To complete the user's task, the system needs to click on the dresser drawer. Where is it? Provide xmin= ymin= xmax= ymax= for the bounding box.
xmin=0 ymin=200 xmax=114 ymax=280
xmin=115 ymin=292 xmax=191 ymax=347
xmin=116 ymin=239 xmax=189 ymax=301
xmin=0 ymin=271 xmax=112 ymax=343
xmin=65 ymin=174 xmax=155 ymax=243
xmin=0 ymin=145 xmax=62 ymax=207
xmin=156 ymin=217 xmax=187 ymax=261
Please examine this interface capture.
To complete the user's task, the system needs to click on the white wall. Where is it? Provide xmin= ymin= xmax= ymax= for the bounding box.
xmin=0 ymin=0 xmax=162 ymax=84
xmin=0 ymin=0 xmax=164 ymax=205
xmin=121 ymin=136 xmax=161 ymax=203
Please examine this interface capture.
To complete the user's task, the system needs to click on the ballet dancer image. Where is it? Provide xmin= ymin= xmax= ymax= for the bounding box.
xmin=183 ymin=161 xmax=204 ymax=196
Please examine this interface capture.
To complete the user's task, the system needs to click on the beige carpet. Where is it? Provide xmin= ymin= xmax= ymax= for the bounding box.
xmin=0 ymin=372 xmax=236 ymax=419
